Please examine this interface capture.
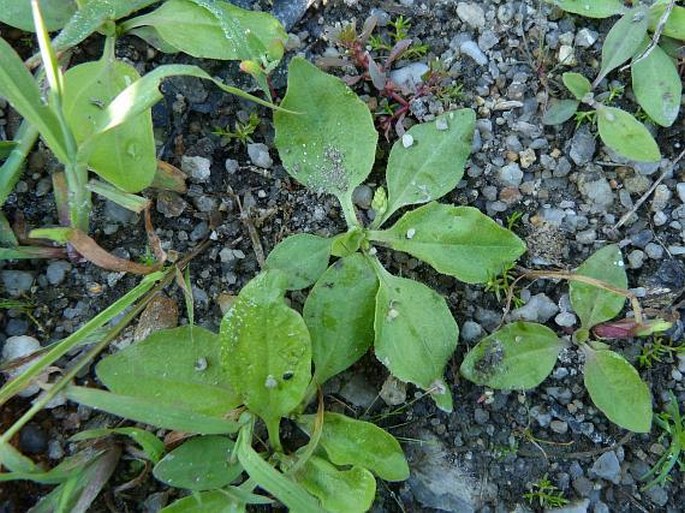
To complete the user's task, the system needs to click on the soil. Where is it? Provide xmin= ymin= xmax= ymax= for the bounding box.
xmin=1 ymin=1 xmax=685 ymax=512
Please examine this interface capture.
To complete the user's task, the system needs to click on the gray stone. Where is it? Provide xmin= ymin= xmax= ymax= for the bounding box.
xmin=590 ymin=451 xmax=621 ymax=484
xmin=379 ymin=375 xmax=406 ymax=406
xmin=104 ymin=201 xmax=137 ymax=225
xmin=224 ymin=158 xmax=239 ymax=174
xmin=408 ymin=431 xmax=477 ymax=513
xmin=456 ymin=2 xmax=485 ymax=29
xmin=2 ymin=335 xmax=41 ymax=397
xmin=569 ymin=127 xmax=596 ymax=166
xmin=478 ymin=31 xmax=499 ymax=51
xmin=628 ymin=249 xmax=645 ymax=269
xmin=339 ymin=373 xmax=377 ymax=408
xmin=247 ymin=143 xmax=273 ymax=169
xmin=575 ymin=28 xmax=598 ymax=47
xmin=461 ymin=321 xmax=483 ymax=342
xmin=272 ymin=0 xmax=316 ymax=31
xmin=389 ymin=63 xmax=429 ymax=92
xmin=577 ymin=175 xmax=614 ymax=211
xmin=1 ymin=271 xmax=34 ymax=297
xmin=46 ymin=261 xmax=71 ymax=286
xmin=181 ymin=155 xmax=212 ymax=183
xmin=572 ymin=477 xmax=593 ymax=497
xmin=555 ymin=311 xmax=577 ymax=328
xmin=575 ymin=229 xmax=596 ymax=244
xmin=460 ymin=41 xmax=488 ymax=65
xmin=645 ymin=243 xmax=664 ymax=259
xmin=677 ymin=183 xmax=685 ymax=203
xmin=352 ymin=185 xmax=374 ymax=209
xmin=5 ymin=318 xmax=28 ymax=337
xmin=498 ymin=163 xmax=523 ymax=187
xmin=550 ymin=420 xmax=568 ymax=434
xmin=474 ymin=408 xmax=489 ymax=425
xmin=645 ymin=485 xmax=669 ymax=507
xmin=651 ymin=184 xmax=672 ymax=211
xmin=653 ymin=210 xmax=668 ymax=226
xmin=545 ymin=500 xmax=590 ymax=513
xmin=511 ymin=293 xmax=559 ymax=323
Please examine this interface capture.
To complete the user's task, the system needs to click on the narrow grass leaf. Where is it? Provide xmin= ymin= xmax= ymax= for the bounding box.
xmin=70 ymin=427 xmax=165 ymax=463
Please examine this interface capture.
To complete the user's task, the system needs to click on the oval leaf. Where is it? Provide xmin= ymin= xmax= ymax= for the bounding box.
xmin=161 ymin=490 xmax=244 ymax=513
xmin=597 ymin=7 xmax=649 ymax=83
xmin=153 ymin=436 xmax=242 ymax=490
xmin=220 ymin=272 xmax=311 ymax=425
xmin=293 ymin=455 xmax=376 ymax=513
xmin=583 ymin=348 xmax=652 ymax=432
xmin=562 ymin=72 xmax=592 ymax=100
xmin=297 ymin=412 xmax=409 ymax=482
xmin=274 ymin=57 xmax=377 ymax=201
xmin=542 ymin=98 xmax=580 ymax=125
xmin=379 ymin=109 xmax=475 ymax=226
xmin=596 ymin=106 xmax=660 ymax=162
xmin=304 ymin=254 xmax=377 ymax=384
xmin=648 ymin=3 xmax=685 ymax=40
xmin=0 ymin=0 xmax=76 ymax=31
xmin=631 ymin=42 xmax=681 ymax=127
xmin=265 ymin=234 xmax=331 ymax=290
xmin=370 ymin=203 xmax=526 ymax=284
xmin=122 ymin=0 xmax=286 ymax=62
xmin=63 ymin=57 xmax=156 ymax=192
xmin=374 ymin=265 xmax=458 ymax=411
xmin=550 ymin=0 xmax=625 ymax=18
xmin=96 ymin=326 xmax=239 ymax=417
xmin=460 ymin=322 xmax=564 ymax=389
xmin=570 ymin=244 xmax=628 ymax=329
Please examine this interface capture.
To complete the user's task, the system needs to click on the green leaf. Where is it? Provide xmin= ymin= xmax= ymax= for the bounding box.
xmin=122 ymin=0 xmax=286 ymax=62
xmin=631 ymin=42 xmax=681 ymax=127
xmin=0 ymin=141 xmax=16 ymax=161
xmin=542 ymin=99 xmax=580 ymax=125
xmin=264 ymin=234 xmax=331 ymax=290
xmin=161 ymin=490 xmax=245 ymax=513
xmin=0 ymin=37 xmax=68 ymax=163
xmin=153 ymin=436 xmax=242 ymax=490
xmin=274 ymin=57 xmax=377 ymax=204
xmin=377 ymin=109 xmax=475 ymax=227
xmin=50 ymin=0 xmax=115 ymax=53
xmin=220 ymin=272 xmax=311 ymax=428
xmin=596 ymin=106 xmax=660 ymax=162
xmin=96 ymin=326 xmax=239 ymax=417
xmin=63 ymin=57 xmax=156 ymax=192
xmin=235 ymin=424 xmax=326 ymax=513
xmin=297 ymin=412 xmax=409 ymax=482
xmin=71 ymin=427 xmax=165 ymax=463
xmin=373 ymin=263 xmax=458 ymax=411
xmin=369 ymin=203 xmax=526 ymax=284
xmin=293 ymin=455 xmax=376 ymax=513
xmin=0 ymin=0 xmax=76 ymax=31
xmin=548 ymin=0 xmax=626 ymax=18
xmin=330 ymin=228 xmax=364 ymax=258
xmin=65 ymin=386 xmax=239 ymax=434
xmin=562 ymin=72 xmax=592 ymax=100
xmin=649 ymin=3 xmax=685 ymax=40
xmin=570 ymin=245 xmax=628 ymax=329
xmin=304 ymin=255 xmax=377 ymax=384
xmin=460 ymin=322 xmax=564 ymax=389
xmin=596 ymin=7 xmax=649 ymax=84
xmin=583 ymin=348 xmax=652 ymax=432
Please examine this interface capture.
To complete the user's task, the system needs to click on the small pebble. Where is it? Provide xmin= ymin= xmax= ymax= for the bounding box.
xmin=550 ymin=420 xmax=568 ymax=434
xmin=653 ymin=210 xmax=668 ymax=226
xmin=460 ymin=40 xmax=488 ymax=65
xmin=19 ymin=424 xmax=48 ymax=454
xmin=45 ymin=261 xmax=71 ymax=286
xmin=627 ymin=249 xmax=645 ymax=269
xmin=1 ymin=270 xmax=34 ymax=297
xmin=352 ymin=185 xmax=373 ymax=209
xmin=645 ymin=243 xmax=664 ymax=259
xmin=460 ymin=321 xmax=483 ymax=342
xmin=456 ymin=2 xmax=485 ymax=29
xmin=247 ymin=143 xmax=273 ymax=169
xmin=677 ymin=183 xmax=685 ymax=203
xmin=181 ymin=155 xmax=212 ymax=183
xmin=555 ymin=311 xmax=577 ymax=328
xmin=224 ymin=158 xmax=239 ymax=174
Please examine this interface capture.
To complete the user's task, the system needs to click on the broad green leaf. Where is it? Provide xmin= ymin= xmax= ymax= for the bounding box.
xmin=596 ymin=106 xmax=660 ymax=162
xmin=265 ymin=234 xmax=331 ymax=290
xmin=548 ymin=0 xmax=625 ymax=18
xmin=153 ymin=436 xmax=242 ymax=490
xmin=161 ymin=491 xmax=245 ymax=513
xmin=220 ymin=272 xmax=311 ymax=427
xmin=304 ymin=254 xmax=377 ymax=384
xmin=460 ymin=322 xmax=564 ymax=389
xmin=542 ymin=98 xmax=580 ymax=125
xmin=631 ymin=42 xmax=681 ymax=127
xmin=63 ymin=57 xmax=156 ymax=192
xmin=96 ymin=326 xmax=239 ymax=417
xmin=369 ymin=203 xmax=526 ymax=284
xmin=127 ymin=26 xmax=181 ymax=54
xmin=562 ymin=72 xmax=592 ymax=100
xmin=583 ymin=348 xmax=652 ymax=432
xmin=50 ymin=0 xmax=115 ymax=53
xmin=88 ymin=64 xmax=279 ymax=141
xmin=121 ymin=0 xmax=286 ymax=62
xmin=293 ymin=455 xmax=376 ymax=513
xmin=0 ymin=37 xmax=68 ymax=163
xmin=297 ymin=412 xmax=409 ymax=481
xmin=378 ymin=109 xmax=475 ymax=227
xmin=235 ymin=424 xmax=326 ymax=513
xmin=65 ymin=386 xmax=239 ymax=434
xmin=570 ymin=245 xmax=628 ymax=329
xmin=373 ymin=264 xmax=457 ymax=411
xmin=274 ymin=57 xmax=377 ymax=204
xmin=649 ymin=3 xmax=685 ymax=40
xmin=71 ymin=427 xmax=164 ymax=463
xmin=597 ymin=7 xmax=649 ymax=84
xmin=330 ymin=228 xmax=365 ymax=257
xmin=0 ymin=0 xmax=76 ymax=31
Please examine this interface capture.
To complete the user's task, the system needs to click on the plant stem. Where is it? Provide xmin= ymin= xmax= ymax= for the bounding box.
xmin=338 ymin=191 xmax=360 ymax=229
xmin=266 ymin=418 xmax=283 ymax=453
xmin=0 ymin=122 xmax=39 ymax=208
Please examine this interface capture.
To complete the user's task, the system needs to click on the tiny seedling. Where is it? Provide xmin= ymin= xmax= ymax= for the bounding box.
xmin=213 ymin=112 xmax=262 ymax=146
xmin=523 ymin=473 xmax=569 ymax=508
xmin=637 ymin=335 xmax=685 ymax=369
xmin=461 ymin=244 xmax=672 ymax=433
xmin=641 ymin=393 xmax=685 ymax=490
xmin=543 ymin=0 xmax=684 ymax=162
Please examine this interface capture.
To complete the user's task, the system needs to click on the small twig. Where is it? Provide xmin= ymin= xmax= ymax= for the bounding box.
xmin=227 ymin=186 xmax=265 ymax=268
xmin=624 ymin=0 xmax=676 ymax=70
xmin=612 ymin=148 xmax=685 ymax=231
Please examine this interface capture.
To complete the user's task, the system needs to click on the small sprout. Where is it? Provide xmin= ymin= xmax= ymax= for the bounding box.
xmin=265 ymin=375 xmax=278 ymax=388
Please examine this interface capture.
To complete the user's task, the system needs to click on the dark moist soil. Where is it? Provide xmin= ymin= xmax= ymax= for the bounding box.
xmin=1 ymin=1 xmax=685 ymax=512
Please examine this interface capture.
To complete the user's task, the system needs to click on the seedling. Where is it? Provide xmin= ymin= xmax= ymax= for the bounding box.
xmin=523 ymin=474 xmax=569 ymax=508
xmin=641 ymin=393 xmax=685 ymax=490
xmin=213 ymin=112 xmax=262 ymax=146
xmin=368 ymin=15 xmax=430 ymax=59
xmin=543 ymin=0 xmax=684 ymax=162
xmin=637 ymin=335 xmax=685 ymax=369
xmin=462 ymin=245 xmax=672 ymax=433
